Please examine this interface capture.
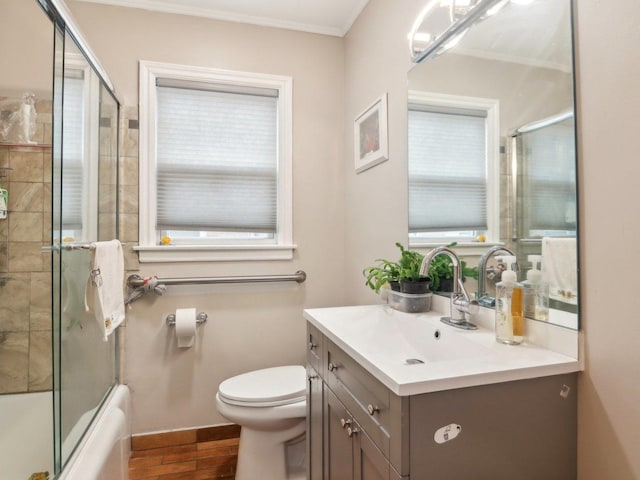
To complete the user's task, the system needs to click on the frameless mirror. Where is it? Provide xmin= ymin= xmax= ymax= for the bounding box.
xmin=408 ymin=0 xmax=578 ymax=330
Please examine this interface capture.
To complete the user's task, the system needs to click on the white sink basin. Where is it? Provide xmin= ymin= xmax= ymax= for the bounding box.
xmin=304 ymin=304 xmax=580 ymax=396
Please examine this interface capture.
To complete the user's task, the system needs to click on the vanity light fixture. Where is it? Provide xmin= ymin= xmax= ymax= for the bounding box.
xmin=408 ymin=0 xmax=442 ymax=57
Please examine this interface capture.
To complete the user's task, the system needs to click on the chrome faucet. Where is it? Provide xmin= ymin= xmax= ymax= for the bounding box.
xmin=419 ymin=246 xmax=479 ymax=330
xmin=476 ymin=245 xmax=515 ymax=307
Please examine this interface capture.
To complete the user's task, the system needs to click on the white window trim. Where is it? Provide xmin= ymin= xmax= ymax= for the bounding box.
xmin=137 ymin=61 xmax=294 ymax=263
xmin=407 ymin=90 xmax=500 ymax=251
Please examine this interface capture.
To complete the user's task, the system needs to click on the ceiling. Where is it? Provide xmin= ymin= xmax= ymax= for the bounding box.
xmin=74 ymin=0 xmax=371 ymax=36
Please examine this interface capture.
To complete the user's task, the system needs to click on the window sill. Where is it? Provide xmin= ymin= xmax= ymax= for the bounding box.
xmin=134 ymin=244 xmax=297 ymax=263
xmin=409 ymin=241 xmax=504 ymax=256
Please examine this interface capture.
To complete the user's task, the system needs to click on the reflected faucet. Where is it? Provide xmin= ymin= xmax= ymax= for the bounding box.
xmin=419 ymin=246 xmax=479 ymax=330
xmin=476 ymin=245 xmax=515 ymax=307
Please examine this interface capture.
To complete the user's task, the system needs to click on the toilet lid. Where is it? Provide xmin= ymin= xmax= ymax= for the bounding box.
xmin=218 ymin=365 xmax=306 ymax=407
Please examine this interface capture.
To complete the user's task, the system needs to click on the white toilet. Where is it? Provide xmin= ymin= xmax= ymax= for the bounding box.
xmin=215 ymin=365 xmax=307 ymax=480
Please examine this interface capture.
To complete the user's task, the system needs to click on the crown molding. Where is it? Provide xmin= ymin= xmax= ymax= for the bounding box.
xmin=73 ymin=0 xmax=367 ymax=36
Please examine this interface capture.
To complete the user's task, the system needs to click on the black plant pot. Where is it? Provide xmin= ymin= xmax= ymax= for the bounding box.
xmin=400 ymin=278 xmax=431 ymax=294
xmin=437 ymin=278 xmax=454 ymax=293
xmin=389 ymin=281 xmax=401 ymax=292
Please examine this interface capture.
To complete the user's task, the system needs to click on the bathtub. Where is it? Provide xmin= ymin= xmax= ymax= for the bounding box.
xmin=0 ymin=391 xmax=54 ymax=480
xmin=58 ymin=384 xmax=131 ymax=480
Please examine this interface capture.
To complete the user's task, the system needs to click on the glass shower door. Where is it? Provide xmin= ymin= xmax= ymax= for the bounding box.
xmin=51 ymin=25 xmax=120 ymax=473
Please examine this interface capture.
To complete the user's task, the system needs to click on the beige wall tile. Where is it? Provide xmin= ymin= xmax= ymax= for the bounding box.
xmin=8 ymin=242 xmax=44 ymax=272
xmin=42 ymin=182 xmax=51 ymax=212
xmin=9 ymin=150 xmax=43 ymax=182
xmin=9 ymin=211 xmax=43 ymax=241
xmin=0 ymin=273 xmax=30 ymax=331
xmin=99 ymin=183 xmax=118 ymax=213
xmin=0 ymin=331 xmax=29 ymax=394
xmin=0 ymin=243 xmax=7 ymax=273
xmin=28 ymin=330 xmax=52 ymax=391
xmin=30 ymin=272 xmax=51 ymax=331
xmin=119 ymin=213 xmax=139 ymax=242
xmin=120 ymin=184 xmax=138 ymax=214
xmin=120 ymin=156 xmax=139 ymax=186
xmin=0 ymin=148 xmax=9 ymax=168
xmin=7 ymin=182 xmax=43 ymax=212
xmin=42 ymin=212 xmax=51 ymax=243
xmin=121 ymin=127 xmax=139 ymax=158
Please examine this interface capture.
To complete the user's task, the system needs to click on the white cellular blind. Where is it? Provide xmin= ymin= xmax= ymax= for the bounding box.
xmin=156 ymin=83 xmax=278 ymax=233
xmin=57 ymin=75 xmax=84 ymax=230
xmin=520 ymin=122 xmax=576 ymax=232
xmin=408 ymin=107 xmax=487 ymax=233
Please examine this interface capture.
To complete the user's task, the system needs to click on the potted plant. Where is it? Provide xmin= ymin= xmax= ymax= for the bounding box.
xmin=363 ymin=258 xmax=401 ymax=294
xmin=426 ymin=243 xmax=478 ymax=292
xmin=395 ymin=243 xmax=431 ymax=294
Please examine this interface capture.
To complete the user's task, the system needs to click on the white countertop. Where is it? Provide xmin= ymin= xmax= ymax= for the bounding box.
xmin=304 ymin=304 xmax=581 ymax=396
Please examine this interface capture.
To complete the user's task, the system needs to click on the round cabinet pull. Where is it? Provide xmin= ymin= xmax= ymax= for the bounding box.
xmin=308 ymin=341 xmax=317 ymax=350
xmin=367 ymin=404 xmax=379 ymax=416
xmin=328 ymin=362 xmax=338 ymax=372
xmin=340 ymin=418 xmax=352 ymax=428
xmin=347 ymin=426 xmax=360 ymax=438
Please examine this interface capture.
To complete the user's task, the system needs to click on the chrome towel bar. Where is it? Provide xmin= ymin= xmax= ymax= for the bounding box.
xmin=126 ymin=270 xmax=307 ymax=289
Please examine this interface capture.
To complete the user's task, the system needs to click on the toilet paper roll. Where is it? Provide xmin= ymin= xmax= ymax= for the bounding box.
xmin=175 ymin=307 xmax=197 ymax=348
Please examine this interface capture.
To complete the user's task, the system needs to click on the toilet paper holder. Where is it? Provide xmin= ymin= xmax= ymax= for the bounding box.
xmin=166 ymin=312 xmax=208 ymax=326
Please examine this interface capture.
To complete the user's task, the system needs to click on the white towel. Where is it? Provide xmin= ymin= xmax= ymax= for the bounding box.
xmin=85 ymin=240 xmax=126 ymax=341
xmin=541 ymin=237 xmax=578 ymax=304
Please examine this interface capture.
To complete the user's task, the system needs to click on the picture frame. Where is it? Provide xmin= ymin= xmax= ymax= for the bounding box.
xmin=354 ymin=93 xmax=388 ymax=173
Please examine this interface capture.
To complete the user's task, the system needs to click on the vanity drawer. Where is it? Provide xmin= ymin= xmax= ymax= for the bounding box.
xmin=307 ymin=323 xmax=323 ymax=373
xmin=325 ymin=338 xmax=393 ymax=457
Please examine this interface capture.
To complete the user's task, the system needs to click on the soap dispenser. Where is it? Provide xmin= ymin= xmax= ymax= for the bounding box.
xmin=522 ymin=255 xmax=549 ymax=321
xmin=495 ymin=255 xmax=524 ymax=345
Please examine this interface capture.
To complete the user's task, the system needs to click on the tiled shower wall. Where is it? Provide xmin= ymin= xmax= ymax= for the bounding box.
xmin=0 ymin=98 xmax=53 ymax=394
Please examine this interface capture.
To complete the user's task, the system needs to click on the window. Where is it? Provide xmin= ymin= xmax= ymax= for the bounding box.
xmin=407 ymin=91 xmax=499 ymax=245
xmin=138 ymin=62 xmax=293 ymax=262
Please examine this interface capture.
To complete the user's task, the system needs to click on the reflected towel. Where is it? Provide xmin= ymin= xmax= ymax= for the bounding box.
xmin=85 ymin=240 xmax=125 ymax=341
xmin=541 ymin=237 xmax=577 ymax=304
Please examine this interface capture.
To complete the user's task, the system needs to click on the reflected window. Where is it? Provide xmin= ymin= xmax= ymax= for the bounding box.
xmin=408 ymin=93 xmax=499 ymax=243
xmin=515 ymin=118 xmax=576 ymax=238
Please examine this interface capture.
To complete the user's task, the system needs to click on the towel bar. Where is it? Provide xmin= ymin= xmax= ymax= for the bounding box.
xmin=127 ymin=270 xmax=306 ymax=288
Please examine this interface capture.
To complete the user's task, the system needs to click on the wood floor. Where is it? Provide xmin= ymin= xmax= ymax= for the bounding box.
xmin=128 ymin=425 xmax=240 ymax=480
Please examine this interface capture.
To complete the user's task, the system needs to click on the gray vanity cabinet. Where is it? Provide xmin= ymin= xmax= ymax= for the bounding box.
xmin=307 ymin=322 xmax=578 ymax=480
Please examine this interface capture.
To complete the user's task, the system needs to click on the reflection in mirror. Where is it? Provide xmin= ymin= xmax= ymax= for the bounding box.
xmin=408 ymin=0 xmax=578 ymax=329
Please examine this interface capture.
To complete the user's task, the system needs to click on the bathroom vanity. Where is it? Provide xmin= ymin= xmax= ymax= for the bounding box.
xmin=304 ymin=305 xmax=580 ymax=480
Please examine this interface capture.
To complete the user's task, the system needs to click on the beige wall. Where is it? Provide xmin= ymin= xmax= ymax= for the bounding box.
xmin=67 ymin=0 xmax=640 ymax=476
xmin=67 ymin=1 xmax=346 ymax=433
xmin=343 ymin=0 xmax=640 ymax=478
xmin=574 ymin=0 xmax=640 ymax=478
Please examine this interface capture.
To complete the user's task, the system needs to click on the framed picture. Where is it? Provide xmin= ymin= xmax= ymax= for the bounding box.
xmin=354 ymin=94 xmax=388 ymax=173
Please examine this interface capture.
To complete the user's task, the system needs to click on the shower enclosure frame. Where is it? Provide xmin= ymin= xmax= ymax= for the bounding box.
xmin=38 ymin=0 xmax=122 ymax=475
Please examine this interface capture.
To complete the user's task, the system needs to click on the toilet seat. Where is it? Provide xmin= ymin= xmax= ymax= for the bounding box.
xmin=218 ymin=365 xmax=306 ymax=407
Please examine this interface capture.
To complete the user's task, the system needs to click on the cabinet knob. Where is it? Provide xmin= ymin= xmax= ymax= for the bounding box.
xmin=340 ymin=418 xmax=352 ymax=428
xmin=328 ymin=362 xmax=338 ymax=372
xmin=347 ymin=426 xmax=360 ymax=438
xmin=367 ymin=404 xmax=379 ymax=416
xmin=308 ymin=341 xmax=317 ymax=350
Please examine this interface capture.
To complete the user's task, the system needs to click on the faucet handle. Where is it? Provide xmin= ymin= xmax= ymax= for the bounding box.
xmin=453 ymin=297 xmax=479 ymax=316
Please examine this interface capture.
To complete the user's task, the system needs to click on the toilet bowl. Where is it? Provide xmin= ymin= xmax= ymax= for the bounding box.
xmin=215 ymin=365 xmax=307 ymax=480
